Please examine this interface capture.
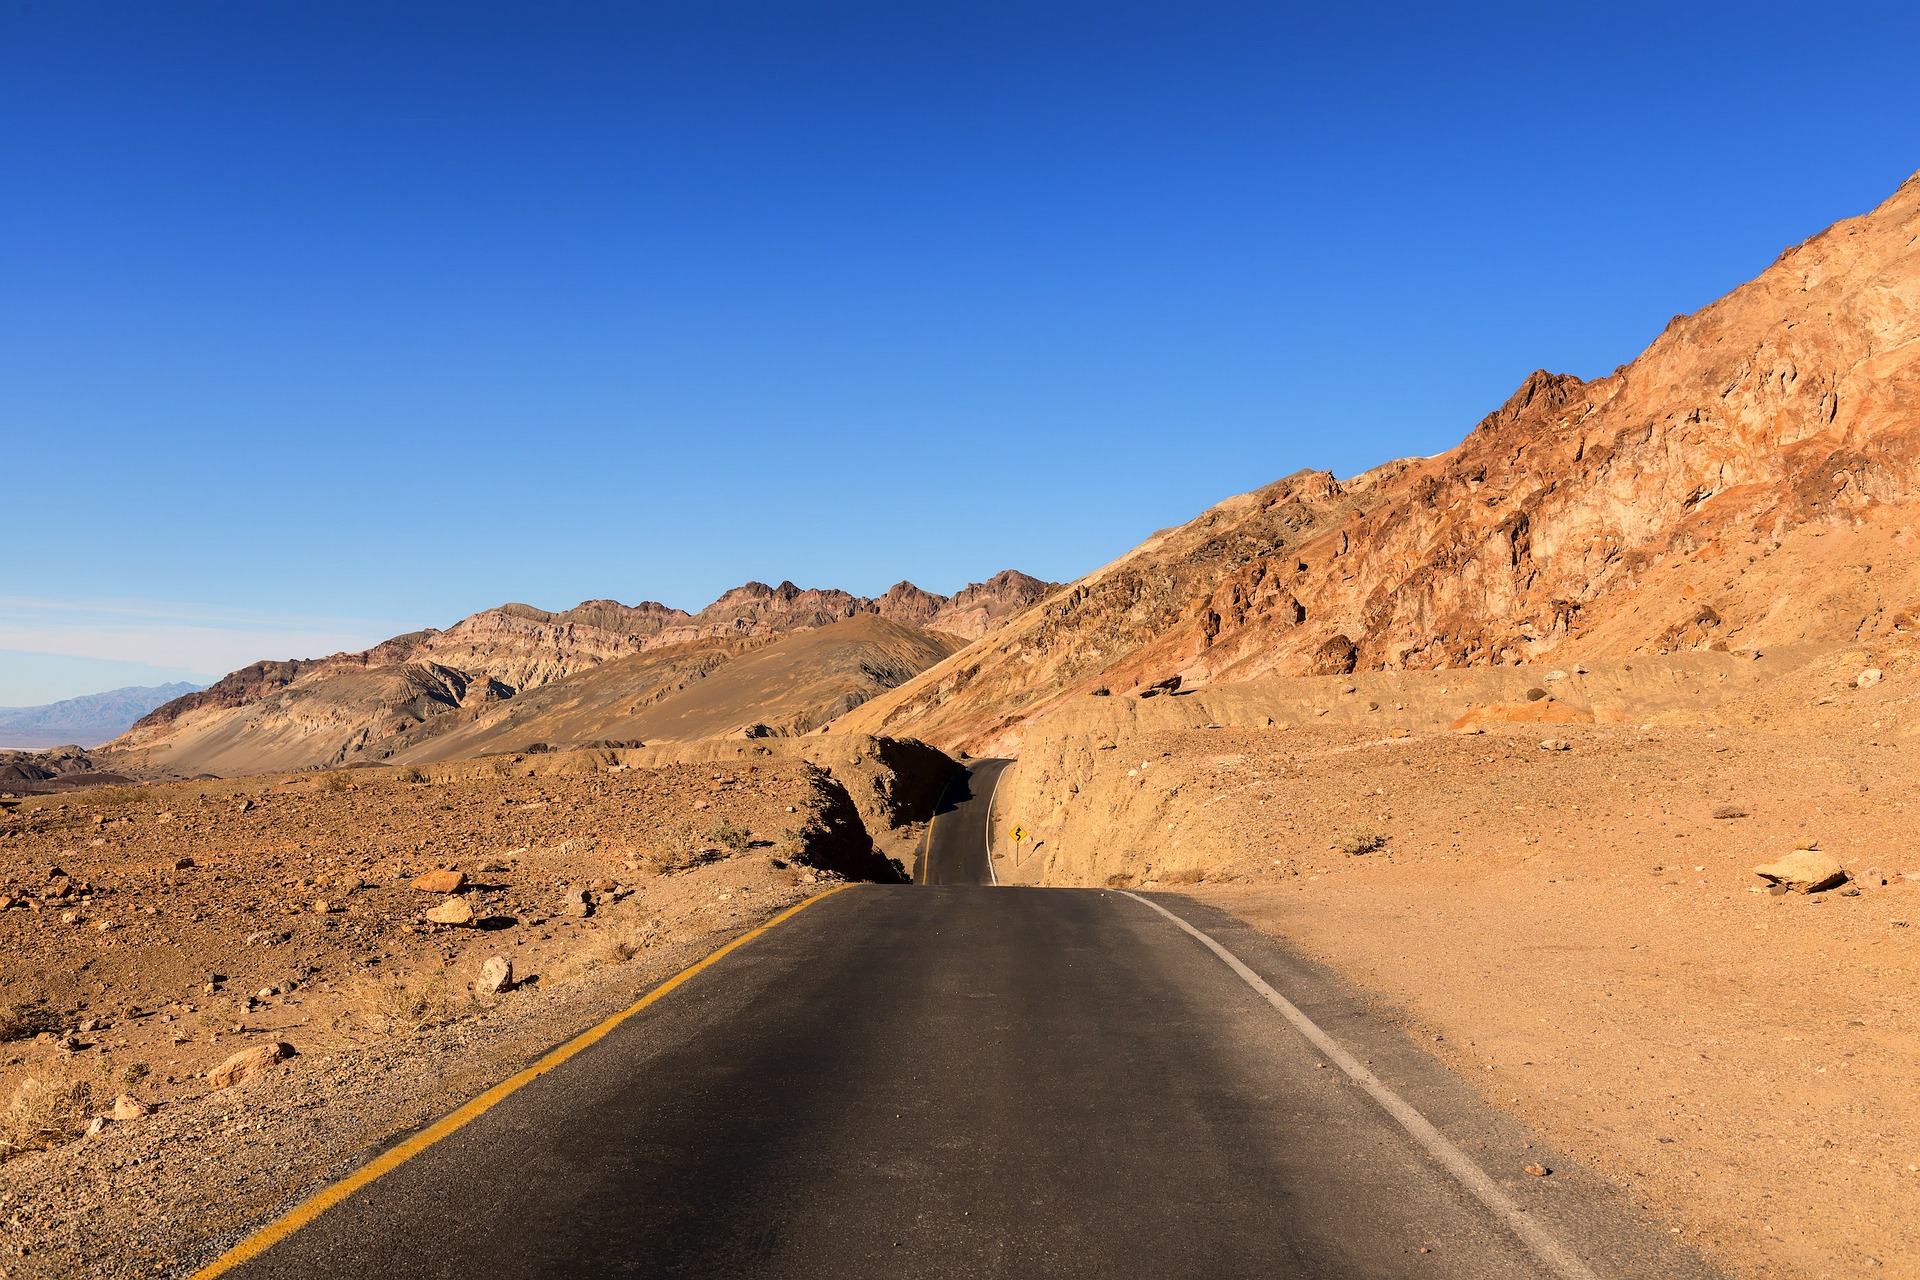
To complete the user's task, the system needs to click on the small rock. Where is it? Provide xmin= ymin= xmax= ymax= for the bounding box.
xmin=1545 ymin=670 xmax=1568 ymax=681
xmin=559 ymin=885 xmax=593 ymax=918
xmin=475 ymin=956 xmax=514 ymax=996
xmin=173 ymin=857 xmax=195 ymax=870
xmin=312 ymin=899 xmax=335 ymax=914
xmin=1857 ymin=669 xmax=1883 ymax=687
xmin=208 ymin=1042 xmax=293 ymax=1089
xmin=411 ymin=869 xmax=466 ymax=894
xmin=85 ymin=1116 xmax=110 ymax=1137
xmin=1538 ymin=739 xmax=1571 ymax=751
xmin=1524 ymin=1163 xmax=1550 ymax=1177
xmin=1525 ymin=688 xmax=1549 ymax=702
xmin=1711 ymin=805 xmax=1748 ymax=820
xmin=1753 ymin=849 xmax=1848 ymax=894
xmin=425 ymin=897 xmax=475 ymax=926
xmin=110 ymin=1095 xmax=152 ymax=1121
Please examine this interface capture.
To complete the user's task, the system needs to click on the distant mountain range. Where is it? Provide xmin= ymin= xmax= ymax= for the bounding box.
xmin=105 ymin=573 xmax=1054 ymax=775
xmin=0 ymin=683 xmax=205 ymax=749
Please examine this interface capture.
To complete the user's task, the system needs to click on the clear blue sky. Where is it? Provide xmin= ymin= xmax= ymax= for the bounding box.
xmin=4 ymin=1 xmax=1918 ymax=704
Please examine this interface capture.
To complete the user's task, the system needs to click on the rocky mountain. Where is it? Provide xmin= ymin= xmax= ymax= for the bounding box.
xmin=386 ymin=615 xmax=964 ymax=763
xmin=0 ymin=683 xmax=203 ymax=750
xmin=110 ymin=572 xmax=1049 ymax=775
xmin=839 ymin=170 xmax=1920 ymax=753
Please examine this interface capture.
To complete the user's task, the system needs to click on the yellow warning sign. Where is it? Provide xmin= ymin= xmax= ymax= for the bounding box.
xmin=1011 ymin=825 xmax=1027 ymax=843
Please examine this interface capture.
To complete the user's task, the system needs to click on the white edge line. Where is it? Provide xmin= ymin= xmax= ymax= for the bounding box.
xmin=1116 ymin=891 xmax=1602 ymax=1280
xmin=981 ymin=761 xmax=1005 ymax=886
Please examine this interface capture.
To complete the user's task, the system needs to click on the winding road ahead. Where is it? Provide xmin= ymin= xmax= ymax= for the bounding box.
xmin=199 ymin=761 xmax=1709 ymax=1279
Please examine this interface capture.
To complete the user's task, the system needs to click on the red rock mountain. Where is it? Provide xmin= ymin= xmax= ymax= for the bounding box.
xmin=839 ymin=170 xmax=1920 ymax=752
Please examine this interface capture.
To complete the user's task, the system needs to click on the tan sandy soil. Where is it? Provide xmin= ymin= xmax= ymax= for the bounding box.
xmin=0 ymin=748 xmax=921 ymax=1277
xmin=992 ymin=643 xmax=1920 ymax=1279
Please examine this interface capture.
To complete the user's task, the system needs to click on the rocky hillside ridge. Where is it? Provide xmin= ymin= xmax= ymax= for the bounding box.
xmin=104 ymin=572 xmax=1047 ymax=776
xmin=377 ymin=616 xmax=966 ymax=766
xmin=837 ymin=169 xmax=1920 ymax=753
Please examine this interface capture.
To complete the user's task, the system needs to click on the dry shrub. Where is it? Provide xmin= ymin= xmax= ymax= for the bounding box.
xmin=644 ymin=823 xmax=704 ymax=873
xmin=79 ymin=785 xmax=149 ymax=812
xmin=394 ymin=766 xmax=427 ymax=785
xmin=587 ymin=920 xmax=664 ymax=969
xmin=704 ymin=819 xmax=751 ymax=853
xmin=320 ymin=771 xmax=354 ymax=793
xmin=1104 ymin=872 xmax=1135 ymax=888
xmin=347 ymin=969 xmax=467 ymax=1035
xmin=1336 ymin=829 xmax=1385 ymax=855
xmin=0 ymin=1004 xmax=58 ymax=1042
xmin=1166 ymin=867 xmax=1206 ymax=885
xmin=1 ymin=1072 xmax=92 ymax=1161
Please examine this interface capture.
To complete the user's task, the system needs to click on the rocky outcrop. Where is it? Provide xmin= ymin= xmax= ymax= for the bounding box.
xmin=839 ymin=170 xmax=1920 ymax=753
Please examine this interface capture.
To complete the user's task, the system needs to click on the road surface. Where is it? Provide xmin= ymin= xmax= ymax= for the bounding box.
xmin=204 ymin=764 xmax=1708 ymax=1279
xmin=916 ymin=756 xmax=1010 ymax=885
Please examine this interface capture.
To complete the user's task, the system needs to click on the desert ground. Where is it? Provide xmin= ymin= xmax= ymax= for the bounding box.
xmin=989 ymin=639 xmax=1920 ymax=1279
xmin=5 ymin=644 xmax=1914 ymax=1276
xmin=0 ymin=738 xmax=947 ymax=1277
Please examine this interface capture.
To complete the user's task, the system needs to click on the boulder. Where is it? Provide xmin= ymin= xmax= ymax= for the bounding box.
xmin=209 ymin=1042 xmax=293 ymax=1089
xmin=411 ymin=869 xmax=466 ymax=894
xmin=110 ymin=1095 xmax=152 ymax=1121
xmin=1538 ymin=738 xmax=1572 ymax=751
xmin=475 ymin=956 xmax=514 ymax=996
xmin=559 ymin=885 xmax=593 ymax=918
xmin=425 ymin=897 xmax=475 ymax=926
xmin=1754 ymin=849 xmax=1848 ymax=894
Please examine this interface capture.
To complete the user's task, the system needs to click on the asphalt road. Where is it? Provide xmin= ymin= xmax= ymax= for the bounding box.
xmin=917 ymin=756 xmax=1010 ymax=886
xmin=208 ymin=766 xmax=1710 ymax=1279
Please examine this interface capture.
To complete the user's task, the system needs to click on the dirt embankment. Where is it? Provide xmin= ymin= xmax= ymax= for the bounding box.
xmin=0 ymin=736 xmax=956 ymax=1278
xmin=989 ymin=643 xmax=1920 ymax=1278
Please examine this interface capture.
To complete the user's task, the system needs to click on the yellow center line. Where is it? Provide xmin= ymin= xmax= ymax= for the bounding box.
xmin=188 ymin=883 xmax=853 ymax=1279
xmin=919 ymin=773 xmax=956 ymax=884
